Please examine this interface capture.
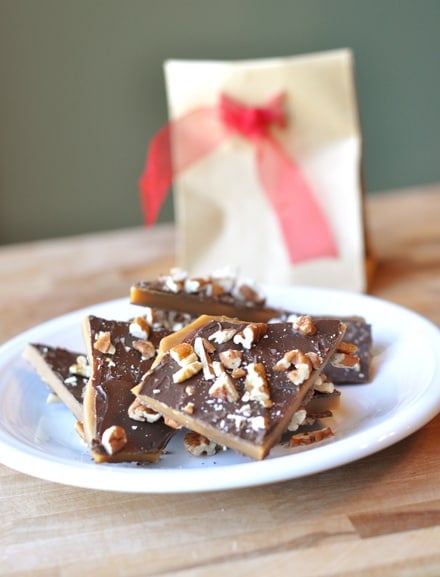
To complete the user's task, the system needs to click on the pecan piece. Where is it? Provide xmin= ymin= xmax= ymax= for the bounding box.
xmin=94 ymin=331 xmax=116 ymax=354
xmin=101 ymin=425 xmax=127 ymax=455
xmin=243 ymin=362 xmax=272 ymax=408
xmin=184 ymin=431 xmax=218 ymax=457
xmin=170 ymin=342 xmax=198 ymax=366
xmin=273 ymin=349 xmax=312 ymax=385
xmin=233 ymin=323 xmax=267 ymax=349
xmin=289 ymin=426 xmax=334 ymax=446
xmin=291 ymin=315 xmax=317 ymax=335
xmin=128 ymin=397 xmax=161 ymax=423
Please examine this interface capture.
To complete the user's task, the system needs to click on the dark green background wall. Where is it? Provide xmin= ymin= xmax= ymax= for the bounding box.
xmin=0 ymin=0 xmax=439 ymax=245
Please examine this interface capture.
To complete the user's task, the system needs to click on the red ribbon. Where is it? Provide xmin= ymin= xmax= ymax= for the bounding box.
xmin=139 ymin=93 xmax=338 ymax=263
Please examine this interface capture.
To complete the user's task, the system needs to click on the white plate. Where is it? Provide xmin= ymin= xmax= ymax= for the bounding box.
xmin=0 ymin=286 xmax=439 ymax=493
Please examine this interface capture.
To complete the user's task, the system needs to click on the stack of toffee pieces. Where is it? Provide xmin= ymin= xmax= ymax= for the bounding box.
xmin=24 ymin=269 xmax=372 ymax=464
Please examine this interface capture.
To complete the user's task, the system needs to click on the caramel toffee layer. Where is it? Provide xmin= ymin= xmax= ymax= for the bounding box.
xmin=82 ymin=315 xmax=175 ymax=463
xmin=23 ymin=343 xmax=87 ymax=421
xmin=130 ymin=280 xmax=280 ymax=323
xmin=134 ymin=317 xmax=345 ymax=460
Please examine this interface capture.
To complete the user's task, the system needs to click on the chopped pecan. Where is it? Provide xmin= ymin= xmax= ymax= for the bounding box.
xmin=243 ymin=362 xmax=272 ymax=408
xmin=170 ymin=342 xmax=198 ymax=366
xmin=313 ymin=374 xmax=335 ymax=394
xmin=208 ymin=327 xmax=238 ymax=344
xmin=129 ymin=316 xmax=150 ymax=340
xmin=182 ymin=401 xmax=195 ymax=414
xmin=194 ymin=336 xmax=216 ymax=380
xmin=273 ymin=349 xmax=312 ymax=385
xmin=184 ymin=431 xmax=218 ymax=457
xmin=289 ymin=426 xmax=334 ymax=446
xmin=291 ymin=315 xmax=317 ymax=335
xmin=233 ymin=323 xmax=267 ymax=349
xmin=337 ymin=341 xmax=359 ymax=355
xmin=330 ymin=351 xmax=360 ymax=370
xmin=209 ymin=370 xmax=239 ymax=402
xmin=94 ymin=331 xmax=116 ymax=355
xmin=128 ymin=397 xmax=161 ymax=423
xmin=69 ymin=354 xmax=90 ymax=377
xmin=286 ymin=408 xmax=308 ymax=431
xmin=132 ymin=339 xmax=156 ymax=359
xmin=172 ymin=360 xmax=203 ymax=384
xmin=101 ymin=425 xmax=127 ymax=455
xmin=305 ymin=351 xmax=323 ymax=369
xmin=219 ymin=348 xmax=243 ymax=370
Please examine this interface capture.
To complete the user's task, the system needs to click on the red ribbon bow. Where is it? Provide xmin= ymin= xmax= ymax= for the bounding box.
xmin=139 ymin=93 xmax=338 ymax=263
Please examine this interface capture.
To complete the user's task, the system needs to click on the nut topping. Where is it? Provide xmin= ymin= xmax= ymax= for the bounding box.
xmin=94 ymin=331 xmax=116 ymax=355
xmin=243 ymin=362 xmax=272 ymax=408
xmin=129 ymin=316 xmax=150 ymax=340
xmin=287 ymin=408 xmax=308 ymax=431
xmin=291 ymin=315 xmax=317 ymax=335
xmin=208 ymin=327 xmax=238 ymax=344
xmin=101 ymin=425 xmax=127 ymax=455
xmin=194 ymin=336 xmax=216 ymax=380
xmin=172 ymin=360 xmax=203 ymax=384
xmin=233 ymin=281 xmax=265 ymax=304
xmin=305 ymin=351 xmax=323 ymax=369
xmin=273 ymin=349 xmax=312 ymax=385
xmin=208 ymin=371 xmax=239 ymax=403
xmin=132 ymin=339 xmax=156 ymax=359
xmin=170 ymin=342 xmax=198 ymax=366
xmin=128 ymin=397 xmax=161 ymax=423
xmin=184 ymin=431 xmax=218 ymax=457
xmin=330 ymin=351 xmax=360 ymax=370
xmin=69 ymin=355 xmax=90 ymax=377
xmin=337 ymin=341 xmax=359 ymax=355
xmin=233 ymin=323 xmax=267 ymax=349
xmin=289 ymin=426 xmax=334 ymax=446
xmin=313 ymin=374 xmax=335 ymax=394
xmin=219 ymin=348 xmax=243 ymax=370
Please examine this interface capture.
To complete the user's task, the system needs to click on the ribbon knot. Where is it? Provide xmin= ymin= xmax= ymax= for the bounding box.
xmin=220 ymin=93 xmax=286 ymax=139
xmin=139 ymin=92 xmax=338 ymax=264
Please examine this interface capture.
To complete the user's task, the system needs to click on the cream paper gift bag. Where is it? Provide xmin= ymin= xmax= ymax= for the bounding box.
xmin=160 ymin=49 xmax=367 ymax=291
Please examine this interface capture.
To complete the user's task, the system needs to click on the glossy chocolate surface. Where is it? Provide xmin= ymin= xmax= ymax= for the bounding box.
xmin=29 ymin=344 xmax=87 ymax=405
xmin=84 ymin=316 xmax=175 ymax=462
xmin=130 ymin=275 xmax=371 ymax=384
xmin=136 ymin=318 xmax=345 ymax=458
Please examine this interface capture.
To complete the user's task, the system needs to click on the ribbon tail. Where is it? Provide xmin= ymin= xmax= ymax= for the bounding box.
xmin=256 ymin=138 xmax=339 ymax=264
xmin=139 ymin=124 xmax=173 ymax=226
xmin=139 ymin=108 xmax=225 ymax=226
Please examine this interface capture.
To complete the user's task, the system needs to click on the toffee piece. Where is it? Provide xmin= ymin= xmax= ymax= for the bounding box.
xmin=82 ymin=315 xmax=175 ymax=464
xmin=130 ymin=269 xmax=279 ymax=323
xmin=23 ymin=343 xmax=88 ymax=421
xmin=130 ymin=270 xmax=372 ymax=384
xmin=133 ymin=315 xmax=346 ymax=460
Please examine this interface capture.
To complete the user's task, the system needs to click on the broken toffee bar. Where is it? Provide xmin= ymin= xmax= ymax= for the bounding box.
xmin=23 ymin=344 xmax=88 ymax=422
xmin=82 ymin=315 xmax=175 ymax=464
xmin=130 ymin=270 xmax=372 ymax=384
xmin=133 ymin=314 xmax=346 ymax=460
xmin=130 ymin=269 xmax=280 ymax=322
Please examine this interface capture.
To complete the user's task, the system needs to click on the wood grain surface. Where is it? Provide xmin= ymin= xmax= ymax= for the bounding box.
xmin=0 ymin=184 xmax=439 ymax=577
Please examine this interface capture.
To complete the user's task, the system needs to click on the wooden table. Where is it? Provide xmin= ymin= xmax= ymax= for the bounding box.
xmin=1 ymin=184 xmax=439 ymax=577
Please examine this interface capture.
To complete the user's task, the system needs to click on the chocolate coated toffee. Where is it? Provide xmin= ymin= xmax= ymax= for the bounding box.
xmin=82 ymin=315 xmax=175 ymax=464
xmin=133 ymin=315 xmax=346 ymax=460
xmin=23 ymin=344 xmax=88 ymax=421
xmin=130 ymin=270 xmax=372 ymax=384
xmin=130 ymin=270 xmax=279 ymax=323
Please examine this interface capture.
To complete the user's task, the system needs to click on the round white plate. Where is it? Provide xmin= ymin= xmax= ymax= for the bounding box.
xmin=0 ymin=286 xmax=439 ymax=493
